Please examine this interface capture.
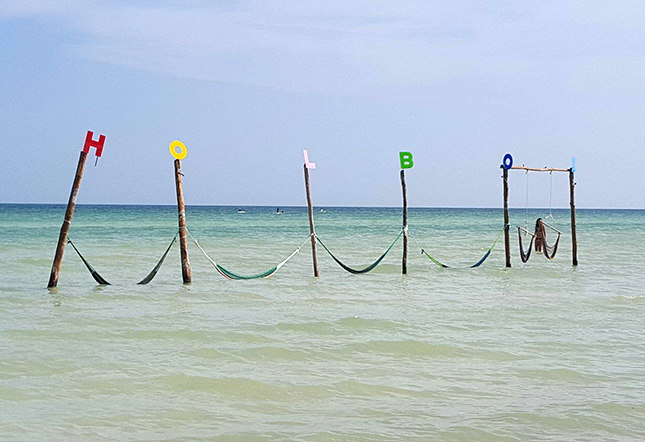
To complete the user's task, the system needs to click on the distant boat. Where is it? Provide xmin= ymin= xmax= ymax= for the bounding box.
xmin=319 ymin=209 xmax=326 ymax=213
xmin=276 ymin=208 xmax=284 ymax=214
xmin=237 ymin=209 xmax=245 ymax=214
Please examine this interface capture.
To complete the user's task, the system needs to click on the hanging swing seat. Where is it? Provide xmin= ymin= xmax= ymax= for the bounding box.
xmin=517 ymin=221 xmax=561 ymax=262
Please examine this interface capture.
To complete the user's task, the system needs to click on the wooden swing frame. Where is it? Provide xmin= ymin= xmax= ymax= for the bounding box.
xmin=501 ymin=164 xmax=578 ymax=267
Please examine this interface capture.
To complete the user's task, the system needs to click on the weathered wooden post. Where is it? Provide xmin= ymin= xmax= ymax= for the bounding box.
xmin=303 ymin=150 xmax=319 ymax=277
xmin=569 ymin=159 xmax=578 ymax=266
xmin=401 ymin=170 xmax=408 ymax=274
xmin=48 ymin=131 xmax=105 ymax=288
xmin=501 ymin=154 xmax=512 ymax=268
xmin=170 ymin=141 xmax=191 ymax=284
xmin=399 ymin=152 xmax=413 ymax=274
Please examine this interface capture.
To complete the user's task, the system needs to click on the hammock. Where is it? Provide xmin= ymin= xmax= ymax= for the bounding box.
xmin=315 ymin=231 xmax=403 ymax=274
xmin=138 ymin=232 xmax=178 ymax=285
xmin=413 ymin=229 xmax=504 ymax=269
xmin=542 ymin=232 xmax=561 ymax=260
xmin=518 ymin=227 xmax=534 ymax=263
xmin=189 ymin=231 xmax=311 ymax=280
xmin=67 ymin=239 xmax=110 ymax=285
xmin=518 ymin=225 xmax=560 ymax=262
xmin=215 ymin=264 xmax=279 ymax=280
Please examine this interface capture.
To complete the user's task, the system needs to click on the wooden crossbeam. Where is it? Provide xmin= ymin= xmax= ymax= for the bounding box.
xmin=511 ymin=166 xmax=570 ymax=172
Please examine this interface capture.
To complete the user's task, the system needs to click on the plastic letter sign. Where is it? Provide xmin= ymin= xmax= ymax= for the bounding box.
xmin=83 ymin=131 xmax=106 ymax=157
xmin=170 ymin=140 xmax=187 ymax=160
xmin=303 ymin=150 xmax=316 ymax=169
xmin=399 ymin=152 xmax=414 ymax=169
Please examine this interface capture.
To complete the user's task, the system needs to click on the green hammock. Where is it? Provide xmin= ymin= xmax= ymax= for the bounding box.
xmin=67 ymin=239 xmax=111 ymax=285
xmin=214 ymin=264 xmax=279 ymax=280
xmin=138 ymin=233 xmax=178 ymax=285
xmin=315 ymin=231 xmax=403 ymax=274
xmin=188 ymin=230 xmax=310 ymax=280
xmin=418 ymin=229 xmax=504 ymax=269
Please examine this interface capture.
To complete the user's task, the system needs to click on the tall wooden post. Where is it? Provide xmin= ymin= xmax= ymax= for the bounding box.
xmin=400 ymin=170 xmax=408 ymax=274
xmin=47 ymin=151 xmax=89 ymax=288
xmin=304 ymin=164 xmax=319 ymax=277
xmin=502 ymin=166 xmax=511 ymax=268
xmin=174 ymin=159 xmax=192 ymax=283
xmin=569 ymin=169 xmax=578 ymax=266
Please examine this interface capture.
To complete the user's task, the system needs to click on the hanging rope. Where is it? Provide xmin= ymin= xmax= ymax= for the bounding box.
xmin=411 ymin=229 xmax=504 ymax=269
xmin=67 ymin=238 xmax=110 ymax=285
xmin=524 ymin=170 xmax=530 ymax=231
xmin=545 ymin=171 xmax=558 ymax=226
xmin=315 ymin=230 xmax=403 ymax=274
xmin=188 ymin=230 xmax=312 ymax=280
xmin=138 ymin=232 xmax=179 ymax=285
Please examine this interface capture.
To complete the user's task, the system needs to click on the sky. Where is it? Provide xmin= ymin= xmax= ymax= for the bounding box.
xmin=1 ymin=0 xmax=644 ymax=209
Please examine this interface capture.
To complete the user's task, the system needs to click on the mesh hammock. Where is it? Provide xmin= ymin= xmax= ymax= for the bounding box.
xmin=215 ymin=264 xmax=279 ymax=280
xmin=68 ymin=233 xmax=181 ymax=285
xmin=67 ymin=239 xmax=110 ymax=285
xmin=542 ymin=232 xmax=561 ymax=260
xmin=518 ymin=227 xmax=534 ymax=263
xmin=138 ymin=233 xmax=178 ymax=284
xmin=189 ymin=231 xmax=311 ymax=280
xmin=518 ymin=226 xmax=561 ymax=262
xmin=315 ymin=231 xmax=403 ymax=274
xmin=417 ymin=229 xmax=504 ymax=269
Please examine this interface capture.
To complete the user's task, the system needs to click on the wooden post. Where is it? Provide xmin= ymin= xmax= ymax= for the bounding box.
xmin=400 ymin=170 xmax=408 ymax=274
xmin=304 ymin=164 xmax=319 ymax=277
xmin=502 ymin=166 xmax=511 ymax=268
xmin=47 ymin=151 xmax=88 ymax=288
xmin=569 ymin=169 xmax=578 ymax=266
xmin=174 ymin=159 xmax=192 ymax=283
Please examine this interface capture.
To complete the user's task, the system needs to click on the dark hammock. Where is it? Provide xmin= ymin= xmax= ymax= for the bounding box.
xmin=138 ymin=233 xmax=178 ymax=285
xmin=315 ymin=231 xmax=403 ymax=274
xmin=518 ymin=227 xmax=534 ymax=263
xmin=67 ymin=239 xmax=110 ymax=285
xmin=543 ymin=232 xmax=561 ymax=260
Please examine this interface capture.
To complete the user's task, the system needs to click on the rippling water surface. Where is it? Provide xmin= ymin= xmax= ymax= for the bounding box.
xmin=1 ymin=205 xmax=644 ymax=441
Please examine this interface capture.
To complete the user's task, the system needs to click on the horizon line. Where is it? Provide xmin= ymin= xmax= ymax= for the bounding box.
xmin=0 ymin=202 xmax=643 ymax=211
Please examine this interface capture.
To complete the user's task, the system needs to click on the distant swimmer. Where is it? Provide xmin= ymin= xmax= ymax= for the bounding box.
xmin=276 ymin=208 xmax=284 ymax=214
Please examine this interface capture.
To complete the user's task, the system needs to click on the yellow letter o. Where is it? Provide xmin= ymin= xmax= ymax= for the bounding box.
xmin=169 ymin=140 xmax=187 ymax=160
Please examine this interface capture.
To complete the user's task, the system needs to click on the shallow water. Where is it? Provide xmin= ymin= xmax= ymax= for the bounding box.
xmin=1 ymin=205 xmax=644 ymax=441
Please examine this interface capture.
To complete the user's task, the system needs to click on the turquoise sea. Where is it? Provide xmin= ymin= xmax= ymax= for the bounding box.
xmin=1 ymin=204 xmax=644 ymax=441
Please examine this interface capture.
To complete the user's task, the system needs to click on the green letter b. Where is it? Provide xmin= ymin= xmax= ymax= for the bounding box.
xmin=399 ymin=152 xmax=414 ymax=169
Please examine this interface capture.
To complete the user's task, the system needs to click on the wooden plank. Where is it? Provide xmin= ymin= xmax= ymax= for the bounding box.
xmin=511 ymin=166 xmax=570 ymax=172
